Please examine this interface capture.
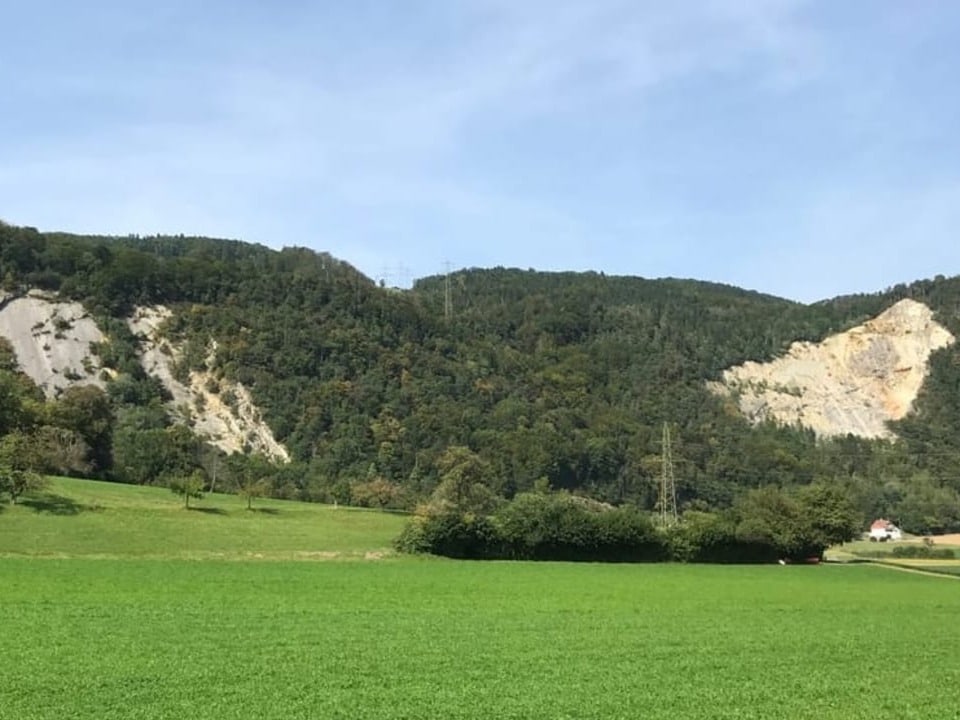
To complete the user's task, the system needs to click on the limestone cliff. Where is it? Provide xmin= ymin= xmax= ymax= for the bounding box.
xmin=0 ymin=293 xmax=288 ymax=461
xmin=709 ymin=299 xmax=955 ymax=438
xmin=0 ymin=292 xmax=106 ymax=397
xmin=128 ymin=306 xmax=290 ymax=462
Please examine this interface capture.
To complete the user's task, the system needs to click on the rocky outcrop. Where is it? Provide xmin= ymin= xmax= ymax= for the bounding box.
xmin=0 ymin=294 xmax=289 ymax=461
xmin=709 ymin=299 xmax=955 ymax=438
xmin=128 ymin=306 xmax=290 ymax=462
xmin=0 ymin=293 xmax=106 ymax=397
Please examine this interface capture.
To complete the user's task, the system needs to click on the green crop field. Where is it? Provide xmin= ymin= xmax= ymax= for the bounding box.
xmin=3 ymin=480 xmax=960 ymax=719
xmin=4 ymin=560 xmax=960 ymax=719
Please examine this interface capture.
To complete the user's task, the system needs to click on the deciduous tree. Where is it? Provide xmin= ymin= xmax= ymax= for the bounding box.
xmin=169 ymin=470 xmax=205 ymax=509
xmin=0 ymin=431 xmax=47 ymax=504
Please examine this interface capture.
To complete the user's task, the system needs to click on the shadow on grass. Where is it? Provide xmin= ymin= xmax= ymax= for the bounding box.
xmin=248 ymin=507 xmax=279 ymax=515
xmin=21 ymin=493 xmax=94 ymax=516
xmin=187 ymin=506 xmax=227 ymax=515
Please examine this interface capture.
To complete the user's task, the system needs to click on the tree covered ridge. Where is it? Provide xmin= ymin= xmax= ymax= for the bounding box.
xmin=2 ymin=221 xmax=960 ymax=534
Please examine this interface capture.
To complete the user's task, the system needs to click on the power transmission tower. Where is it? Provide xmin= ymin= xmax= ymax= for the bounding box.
xmin=396 ymin=263 xmax=413 ymax=289
xmin=443 ymin=262 xmax=453 ymax=322
xmin=659 ymin=422 xmax=678 ymax=526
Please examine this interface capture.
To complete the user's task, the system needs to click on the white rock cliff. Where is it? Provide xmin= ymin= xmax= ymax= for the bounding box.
xmin=0 ymin=294 xmax=289 ymax=461
xmin=0 ymin=292 xmax=106 ymax=397
xmin=710 ymin=299 xmax=954 ymax=438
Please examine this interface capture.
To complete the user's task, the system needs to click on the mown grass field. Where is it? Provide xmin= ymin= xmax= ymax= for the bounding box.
xmin=3 ymin=480 xmax=960 ymax=719
xmin=842 ymin=538 xmax=960 ymax=556
xmin=876 ymin=558 xmax=960 ymax=577
xmin=0 ymin=477 xmax=406 ymax=560
xmin=837 ymin=537 xmax=960 ymax=577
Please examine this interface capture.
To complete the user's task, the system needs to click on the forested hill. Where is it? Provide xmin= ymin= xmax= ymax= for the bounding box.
xmin=3 ymin=222 xmax=960 ymax=532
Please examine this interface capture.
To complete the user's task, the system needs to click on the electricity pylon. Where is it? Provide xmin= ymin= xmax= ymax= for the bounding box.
xmin=658 ymin=422 xmax=678 ymax=526
xmin=443 ymin=262 xmax=452 ymax=323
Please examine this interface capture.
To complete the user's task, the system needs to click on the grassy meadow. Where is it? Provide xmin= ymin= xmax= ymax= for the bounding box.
xmin=880 ymin=559 xmax=960 ymax=576
xmin=3 ymin=479 xmax=960 ymax=719
xmin=836 ymin=537 xmax=960 ymax=577
xmin=0 ymin=477 xmax=406 ymax=560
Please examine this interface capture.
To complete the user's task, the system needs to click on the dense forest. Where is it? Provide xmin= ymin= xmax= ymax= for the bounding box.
xmin=2 ymin=221 xmax=960 ymax=534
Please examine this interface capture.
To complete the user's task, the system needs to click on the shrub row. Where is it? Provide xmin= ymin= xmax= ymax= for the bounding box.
xmin=890 ymin=544 xmax=956 ymax=559
xmin=395 ymin=493 xmax=821 ymax=564
xmin=855 ymin=544 xmax=957 ymax=560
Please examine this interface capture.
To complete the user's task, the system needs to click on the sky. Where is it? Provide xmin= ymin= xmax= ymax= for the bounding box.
xmin=2 ymin=1 xmax=959 ymax=302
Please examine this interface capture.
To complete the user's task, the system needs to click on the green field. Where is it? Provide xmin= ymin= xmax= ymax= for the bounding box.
xmin=0 ymin=477 xmax=406 ymax=560
xmin=919 ymin=564 xmax=960 ymax=576
xmin=832 ymin=537 xmax=960 ymax=578
xmin=842 ymin=538 xmax=960 ymax=556
xmin=876 ymin=559 xmax=960 ymax=577
xmin=4 ymin=561 xmax=960 ymax=719
xmin=3 ymin=480 xmax=960 ymax=719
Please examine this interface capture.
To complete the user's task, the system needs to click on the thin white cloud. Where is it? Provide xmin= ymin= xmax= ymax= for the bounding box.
xmin=4 ymin=0 xmax=957 ymax=302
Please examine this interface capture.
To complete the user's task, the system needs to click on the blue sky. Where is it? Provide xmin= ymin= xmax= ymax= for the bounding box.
xmin=2 ymin=1 xmax=959 ymax=302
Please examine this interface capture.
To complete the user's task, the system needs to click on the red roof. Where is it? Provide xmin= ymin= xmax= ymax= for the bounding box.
xmin=871 ymin=519 xmax=891 ymax=530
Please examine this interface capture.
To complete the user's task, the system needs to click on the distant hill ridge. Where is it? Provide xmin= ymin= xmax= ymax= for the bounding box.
xmin=2 ymin=222 xmax=960 ymax=532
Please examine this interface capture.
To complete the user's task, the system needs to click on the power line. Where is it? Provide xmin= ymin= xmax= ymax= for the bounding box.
xmin=377 ymin=263 xmax=414 ymax=289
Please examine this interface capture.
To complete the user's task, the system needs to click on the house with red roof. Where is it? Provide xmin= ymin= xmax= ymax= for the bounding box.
xmin=869 ymin=518 xmax=902 ymax=542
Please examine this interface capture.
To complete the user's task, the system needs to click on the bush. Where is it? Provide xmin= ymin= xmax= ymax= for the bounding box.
xmin=593 ymin=509 xmax=668 ymax=562
xmin=393 ymin=517 xmax=431 ymax=555
xmin=396 ymin=493 xmax=668 ymax=562
xmin=666 ymin=512 xmax=781 ymax=564
xmin=890 ymin=544 xmax=956 ymax=560
xmin=350 ymin=477 xmax=409 ymax=510
xmin=417 ymin=512 xmax=504 ymax=560
xmin=495 ymin=492 xmax=603 ymax=561
xmin=394 ymin=490 xmax=843 ymax=565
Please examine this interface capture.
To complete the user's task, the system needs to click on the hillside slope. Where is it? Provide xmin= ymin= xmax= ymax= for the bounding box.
xmin=2 ymin=222 xmax=960 ymax=531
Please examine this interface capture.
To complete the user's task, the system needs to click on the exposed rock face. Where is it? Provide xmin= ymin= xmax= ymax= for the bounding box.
xmin=709 ymin=299 xmax=955 ymax=438
xmin=128 ymin=306 xmax=290 ymax=462
xmin=0 ymin=294 xmax=289 ymax=462
xmin=0 ymin=293 xmax=106 ymax=397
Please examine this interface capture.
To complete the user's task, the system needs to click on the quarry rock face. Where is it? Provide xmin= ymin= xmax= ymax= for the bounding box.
xmin=0 ymin=294 xmax=106 ymax=397
xmin=710 ymin=299 xmax=955 ymax=438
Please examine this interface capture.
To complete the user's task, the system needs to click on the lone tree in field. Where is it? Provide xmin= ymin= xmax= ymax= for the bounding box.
xmin=235 ymin=471 xmax=270 ymax=511
xmin=169 ymin=470 xmax=205 ymax=509
xmin=227 ymin=454 xmax=273 ymax=510
xmin=0 ymin=431 xmax=48 ymax=504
